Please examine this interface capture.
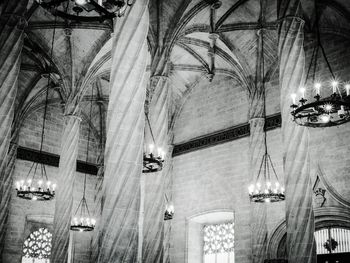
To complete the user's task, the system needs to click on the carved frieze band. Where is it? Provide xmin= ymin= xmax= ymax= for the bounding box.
xmin=17 ymin=146 xmax=98 ymax=175
xmin=172 ymin=113 xmax=281 ymax=157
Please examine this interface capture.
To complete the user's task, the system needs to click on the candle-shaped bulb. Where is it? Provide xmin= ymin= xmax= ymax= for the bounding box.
xmin=157 ymin=147 xmax=162 ymax=157
xmin=314 ymin=83 xmax=321 ymax=95
xmin=91 ymin=219 xmax=96 ymax=226
xmin=27 ymin=179 xmax=32 ymax=185
xmin=248 ymin=184 xmax=254 ymax=194
xmin=256 ymin=183 xmax=261 ymax=189
xmin=47 ymin=181 xmax=51 ymax=187
xmin=16 ymin=181 xmax=20 ymax=189
xmin=149 ymin=144 xmax=154 ymax=154
xmin=300 ymin=87 xmax=306 ymax=99
xmin=291 ymin=93 xmax=297 ymax=105
xmin=20 ymin=180 xmax=25 ymax=185
xmin=345 ymin=84 xmax=350 ymax=96
xmin=331 ymin=80 xmax=338 ymax=94
xmin=38 ymin=180 xmax=43 ymax=186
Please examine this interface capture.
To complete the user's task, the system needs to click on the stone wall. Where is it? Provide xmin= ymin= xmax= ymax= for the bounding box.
xmin=2 ymin=104 xmax=100 ymax=263
xmin=170 ymin=32 xmax=350 ymax=262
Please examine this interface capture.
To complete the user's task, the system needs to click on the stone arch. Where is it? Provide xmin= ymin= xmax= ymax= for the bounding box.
xmin=267 ymin=206 xmax=350 ymax=259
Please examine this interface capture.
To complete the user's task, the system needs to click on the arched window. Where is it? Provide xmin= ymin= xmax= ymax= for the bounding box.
xmin=22 ymin=228 xmax=52 ymax=263
xmin=203 ymin=222 xmax=234 ymax=263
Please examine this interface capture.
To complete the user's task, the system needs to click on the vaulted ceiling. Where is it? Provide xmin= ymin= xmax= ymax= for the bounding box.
xmin=16 ymin=0 xmax=350 ymax=147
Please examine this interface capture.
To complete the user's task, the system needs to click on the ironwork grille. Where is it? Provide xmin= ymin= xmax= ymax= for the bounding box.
xmin=315 ymin=227 xmax=350 ymax=254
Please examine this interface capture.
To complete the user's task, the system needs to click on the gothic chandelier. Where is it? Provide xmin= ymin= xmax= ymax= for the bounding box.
xmin=143 ymin=113 xmax=165 ymax=173
xmin=36 ymin=0 xmax=135 ymax=22
xmin=164 ymin=194 xmax=174 ymax=221
xmin=248 ymin=29 xmax=285 ymax=203
xmin=15 ymin=13 xmax=58 ymax=202
xmin=71 ymin=86 xmax=96 ymax=232
xmin=290 ymin=1 xmax=350 ymax=127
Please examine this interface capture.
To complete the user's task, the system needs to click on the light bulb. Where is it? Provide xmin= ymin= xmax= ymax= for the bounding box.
xmin=256 ymin=183 xmax=261 ymax=189
xmin=300 ymin=87 xmax=306 ymax=98
xmin=266 ymin=181 xmax=271 ymax=188
xmin=331 ymin=80 xmax=338 ymax=93
xmin=91 ymin=219 xmax=96 ymax=225
xmin=275 ymin=182 xmax=280 ymax=187
xmin=149 ymin=144 xmax=154 ymax=154
xmin=324 ymin=104 xmax=333 ymax=112
xmin=265 ymin=198 xmax=271 ymax=203
xmin=75 ymin=0 xmax=87 ymax=5
xmin=47 ymin=181 xmax=51 ymax=187
xmin=27 ymin=179 xmax=32 ymax=184
xmin=345 ymin=84 xmax=350 ymax=96
xmin=16 ymin=181 xmax=20 ymax=189
xmin=291 ymin=93 xmax=297 ymax=105
xmin=32 ymin=196 xmax=37 ymax=201
xmin=38 ymin=180 xmax=43 ymax=186
xmin=157 ymin=147 xmax=162 ymax=157
xmin=52 ymin=184 xmax=56 ymax=191
xmin=314 ymin=83 xmax=321 ymax=95
xmin=248 ymin=185 xmax=254 ymax=193
xmin=321 ymin=114 xmax=330 ymax=123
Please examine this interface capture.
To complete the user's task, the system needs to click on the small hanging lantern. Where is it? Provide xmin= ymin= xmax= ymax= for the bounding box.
xmin=164 ymin=194 xmax=174 ymax=221
xmin=143 ymin=113 xmax=165 ymax=173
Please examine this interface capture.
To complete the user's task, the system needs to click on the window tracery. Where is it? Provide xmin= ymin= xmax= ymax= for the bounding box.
xmin=22 ymin=228 xmax=52 ymax=263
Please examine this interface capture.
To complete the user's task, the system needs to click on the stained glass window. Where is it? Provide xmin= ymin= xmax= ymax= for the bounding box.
xmin=22 ymin=228 xmax=52 ymax=263
xmin=203 ymin=222 xmax=234 ymax=263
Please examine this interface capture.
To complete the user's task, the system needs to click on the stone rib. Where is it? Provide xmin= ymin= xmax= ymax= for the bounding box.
xmin=51 ymin=116 xmax=81 ymax=263
xmin=278 ymin=14 xmax=316 ymax=263
xmin=0 ymin=0 xmax=28 ymax=255
xmin=97 ymin=0 xmax=149 ymax=262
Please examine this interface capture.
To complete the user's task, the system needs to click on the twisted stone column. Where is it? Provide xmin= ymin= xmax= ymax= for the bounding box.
xmin=0 ymin=0 xmax=28 ymax=256
xmin=90 ymin=161 xmax=104 ymax=263
xmin=51 ymin=115 xmax=81 ymax=263
xmin=249 ymin=29 xmax=267 ymax=263
xmin=161 ymin=148 xmax=173 ymax=263
xmin=97 ymin=0 xmax=149 ymax=261
xmin=278 ymin=2 xmax=316 ymax=262
xmin=249 ymin=118 xmax=267 ymax=263
xmin=142 ymin=76 xmax=170 ymax=263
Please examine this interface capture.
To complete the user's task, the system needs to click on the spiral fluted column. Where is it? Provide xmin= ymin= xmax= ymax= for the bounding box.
xmin=249 ymin=28 xmax=268 ymax=263
xmin=0 ymin=0 xmax=28 ymax=257
xmin=90 ymin=160 xmax=104 ymax=263
xmin=278 ymin=2 xmax=316 ymax=262
xmin=142 ymin=76 xmax=170 ymax=263
xmin=51 ymin=115 xmax=81 ymax=263
xmin=249 ymin=118 xmax=267 ymax=263
xmin=97 ymin=0 xmax=149 ymax=261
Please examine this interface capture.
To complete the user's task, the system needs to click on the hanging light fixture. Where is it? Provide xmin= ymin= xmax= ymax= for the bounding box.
xmin=248 ymin=29 xmax=285 ymax=203
xmin=142 ymin=113 xmax=165 ymax=173
xmin=15 ymin=13 xmax=58 ymax=201
xmin=290 ymin=0 xmax=350 ymax=127
xmin=36 ymin=0 xmax=135 ymax=22
xmin=70 ymin=86 xmax=96 ymax=232
xmin=164 ymin=193 xmax=174 ymax=221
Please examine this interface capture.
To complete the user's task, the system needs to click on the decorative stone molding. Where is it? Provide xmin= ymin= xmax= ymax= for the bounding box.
xmin=172 ymin=113 xmax=281 ymax=156
xmin=16 ymin=146 xmax=98 ymax=175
